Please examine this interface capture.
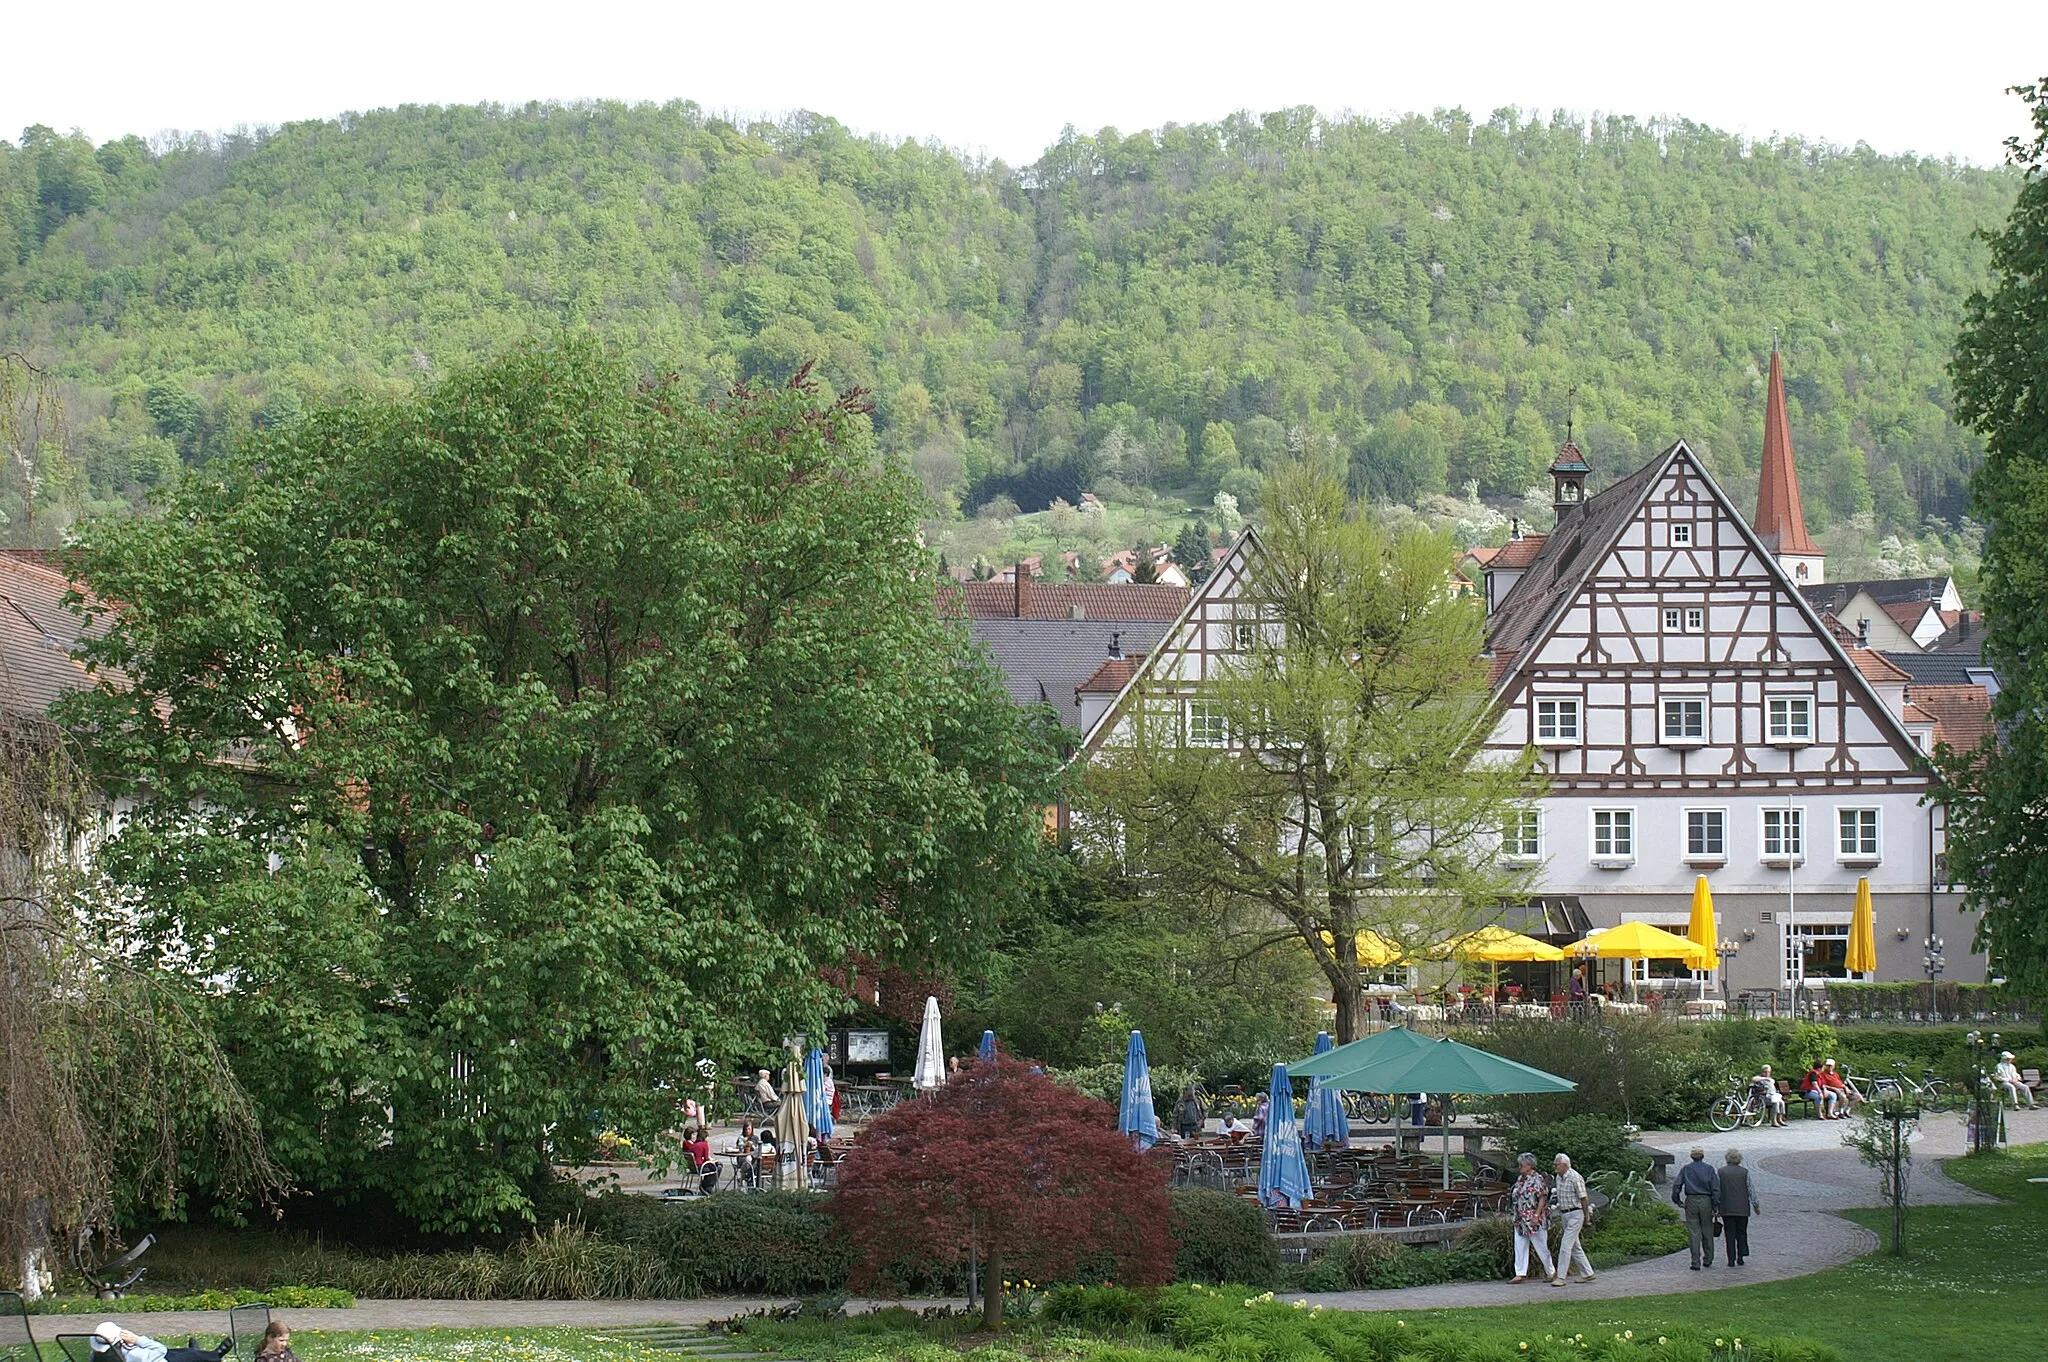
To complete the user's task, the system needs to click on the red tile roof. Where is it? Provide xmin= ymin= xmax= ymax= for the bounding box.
xmin=1489 ymin=536 xmax=1549 ymax=570
xmin=1911 ymin=684 xmax=1994 ymax=753
xmin=1076 ymin=657 xmax=1140 ymax=695
xmin=0 ymin=552 xmax=106 ymax=722
xmin=1847 ymin=648 xmax=1913 ymax=684
xmin=1756 ymin=348 xmax=1820 ymax=556
xmin=1881 ymin=600 xmax=1937 ymax=631
xmin=948 ymin=580 xmax=1189 ymax=621
xmin=1487 ymin=651 xmax=1518 ymax=688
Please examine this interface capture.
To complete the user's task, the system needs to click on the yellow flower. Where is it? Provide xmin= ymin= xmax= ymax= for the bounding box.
xmin=1292 ymin=1300 xmax=1306 ymax=1309
xmin=1519 ymin=1345 xmax=1529 ymax=1352
xmin=1624 ymin=1330 xmax=1634 ymax=1339
xmin=1658 ymin=1339 xmax=1668 ymax=1347
xmin=1715 ymin=1342 xmax=1724 ymax=1350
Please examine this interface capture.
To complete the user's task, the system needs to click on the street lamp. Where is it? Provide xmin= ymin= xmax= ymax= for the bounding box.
xmin=1717 ymin=937 xmax=1741 ymax=1008
xmin=1573 ymin=939 xmax=1600 ymax=1014
xmin=1964 ymin=1030 xmax=2003 ymax=1155
xmin=1923 ymin=934 xmax=1946 ymax=1021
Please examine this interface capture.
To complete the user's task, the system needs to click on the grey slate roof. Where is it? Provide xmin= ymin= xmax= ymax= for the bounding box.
xmin=1883 ymin=649 xmax=1990 ymax=686
xmin=1799 ymin=577 xmax=1952 ymax=613
xmin=968 ymin=617 xmax=1175 ymax=733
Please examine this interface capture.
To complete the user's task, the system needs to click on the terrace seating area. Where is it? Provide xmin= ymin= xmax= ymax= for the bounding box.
xmin=1169 ymin=1141 xmax=1512 ymax=1243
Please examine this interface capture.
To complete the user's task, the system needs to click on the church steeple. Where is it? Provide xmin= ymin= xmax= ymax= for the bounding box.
xmin=1755 ymin=343 xmax=1825 ymax=584
xmin=1550 ymin=433 xmax=1590 ymax=520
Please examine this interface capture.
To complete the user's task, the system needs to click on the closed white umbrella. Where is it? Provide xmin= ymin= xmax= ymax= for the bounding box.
xmin=774 ymin=1048 xmax=810 ymax=1190
xmin=913 ymin=995 xmax=946 ymax=1091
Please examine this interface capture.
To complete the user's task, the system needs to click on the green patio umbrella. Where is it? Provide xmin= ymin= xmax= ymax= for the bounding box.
xmin=1288 ymin=1024 xmax=1435 ymax=1077
xmin=1321 ymin=1037 xmax=1575 ymax=1189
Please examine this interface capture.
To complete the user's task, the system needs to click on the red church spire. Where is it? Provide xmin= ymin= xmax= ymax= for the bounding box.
xmin=1756 ymin=345 xmax=1820 ymax=557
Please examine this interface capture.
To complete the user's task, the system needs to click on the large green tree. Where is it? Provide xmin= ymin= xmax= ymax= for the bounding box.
xmin=1948 ymin=79 xmax=2048 ymax=992
xmin=1082 ymin=458 xmax=1541 ymax=1041
xmin=60 ymin=339 xmax=1064 ymax=1231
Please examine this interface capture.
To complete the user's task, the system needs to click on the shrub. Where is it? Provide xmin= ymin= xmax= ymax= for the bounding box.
xmin=1467 ymin=1016 xmax=1688 ymax=1127
xmin=830 ymin=1059 xmax=1173 ymax=1329
xmin=1774 ymin=1021 xmax=1839 ymax=1075
xmin=586 ymin=1191 xmax=853 ymax=1296
xmin=1041 ymin=1284 xmax=1159 ymax=1332
xmin=1166 ymin=1189 xmax=1280 ymax=1286
xmin=29 ymin=1287 xmax=354 ymax=1314
xmin=1495 ymin=1114 xmax=1648 ymax=1177
xmin=1454 ymin=1215 xmax=1516 ymax=1277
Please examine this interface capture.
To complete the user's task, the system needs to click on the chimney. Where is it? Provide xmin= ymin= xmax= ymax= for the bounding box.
xmin=1068 ymin=604 xmax=1085 ymax=620
xmin=1012 ymin=562 xmax=1033 ymax=618
xmin=1109 ymin=631 xmax=1124 ymax=660
xmin=1960 ymin=613 xmax=1971 ymax=641
xmin=1857 ymin=617 xmax=1870 ymax=647
xmin=1510 ymin=517 xmax=1523 ymax=542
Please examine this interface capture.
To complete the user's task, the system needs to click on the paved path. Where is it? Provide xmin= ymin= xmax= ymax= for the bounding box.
xmin=63 ymin=1107 xmax=2045 ymax=1335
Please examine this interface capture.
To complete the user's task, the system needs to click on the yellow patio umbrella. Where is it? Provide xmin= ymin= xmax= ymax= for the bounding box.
xmin=1686 ymin=877 xmax=1718 ymax=964
xmin=1444 ymin=925 xmax=1567 ymax=963
xmin=1580 ymin=920 xmax=1717 ymax=970
xmin=1322 ymin=928 xmax=1410 ymax=967
xmin=1846 ymin=877 xmax=1878 ymax=974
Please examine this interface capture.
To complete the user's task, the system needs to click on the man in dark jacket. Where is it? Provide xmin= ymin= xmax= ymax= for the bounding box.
xmin=1717 ymin=1148 xmax=1760 ymax=1265
xmin=1671 ymin=1145 xmax=1720 ymax=1268
xmin=1174 ymin=1086 xmax=1207 ymax=1139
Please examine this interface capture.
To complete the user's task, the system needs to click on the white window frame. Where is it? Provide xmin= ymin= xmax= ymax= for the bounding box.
xmin=1184 ymin=698 xmax=1228 ymax=748
xmin=1591 ymin=807 xmax=1636 ymax=865
xmin=1663 ymin=607 xmax=1683 ymax=632
xmin=1502 ymin=808 xmax=1542 ymax=862
xmin=1535 ymin=697 xmax=1581 ymax=745
xmin=1767 ymin=695 xmax=1814 ymax=746
xmin=1761 ymin=806 xmax=1805 ymax=865
xmin=1686 ymin=606 xmax=1705 ymax=632
xmin=1781 ymin=920 xmax=1873 ymax=987
xmin=1233 ymin=621 xmax=1256 ymax=650
xmin=1684 ymin=807 xmax=1727 ymax=865
xmin=1671 ymin=522 xmax=1692 ymax=546
xmin=1662 ymin=697 xmax=1706 ymax=745
xmin=1837 ymin=807 xmax=1881 ymax=864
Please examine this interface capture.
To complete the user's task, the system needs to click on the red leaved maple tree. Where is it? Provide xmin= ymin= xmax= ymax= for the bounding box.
xmin=829 ymin=1057 xmax=1174 ymax=1327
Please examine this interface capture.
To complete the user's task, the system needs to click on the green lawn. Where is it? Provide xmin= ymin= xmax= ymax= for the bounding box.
xmin=1408 ymin=1142 xmax=2048 ymax=1362
xmin=259 ymin=1328 xmax=674 ymax=1362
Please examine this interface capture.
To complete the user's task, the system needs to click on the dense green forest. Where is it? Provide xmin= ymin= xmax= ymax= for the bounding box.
xmin=0 ymin=102 xmax=2014 ymax=572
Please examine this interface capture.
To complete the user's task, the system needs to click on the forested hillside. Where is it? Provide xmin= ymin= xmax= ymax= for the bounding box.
xmin=0 ymin=102 xmax=2014 ymax=566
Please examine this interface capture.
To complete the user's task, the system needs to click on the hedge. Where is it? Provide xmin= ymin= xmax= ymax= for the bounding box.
xmin=28 ymin=1287 xmax=353 ymax=1314
xmin=583 ymin=1191 xmax=854 ymax=1296
xmin=1166 ymin=1188 xmax=1282 ymax=1287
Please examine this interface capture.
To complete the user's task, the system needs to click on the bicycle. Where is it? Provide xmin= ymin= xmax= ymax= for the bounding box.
xmin=1878 ymin=1062 xmax=1955 ymax=1111
xmin=1341 ymin=1091 xmax=1396 ymax=1123
xmin=1708 ymin=1078 xmax=1771 ymax=1132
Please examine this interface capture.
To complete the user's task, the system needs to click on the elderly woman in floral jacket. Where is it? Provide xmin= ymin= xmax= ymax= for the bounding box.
xmin=1508 ymin=1152 xmax=1557 ymax=1283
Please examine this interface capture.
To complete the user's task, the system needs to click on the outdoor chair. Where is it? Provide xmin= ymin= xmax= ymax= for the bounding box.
xmin=73 ymin=1231 xmax=154 ymax=1299
xmin=2024 ymin=1068 xmax=2043 ymax=1094
xmin=229 ymin=1303 xmax=271 ymax=1355
xmin=54 ymin=1336 xmax=99 ymax=1362
xmin=0 ymin=1290 xmax=37 ymax=1362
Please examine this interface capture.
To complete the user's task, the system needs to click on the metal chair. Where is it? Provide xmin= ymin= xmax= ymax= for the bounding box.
xmin=0 ymin=1290 xmax=38 ymax=1362
xmin=54 ymin=1336 xmax=99 ymax=1362
xmin=229 ymin=1304 xmax=271 ymax=1356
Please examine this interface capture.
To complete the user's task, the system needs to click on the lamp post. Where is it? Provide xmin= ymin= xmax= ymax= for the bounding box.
xmin=1923 ymin=934 xmax=1946 ymax=1022
xmin=1717 ymin=938 xmax=1741 ymax=1008
xmin=1964 ymin=1030 xmax=2002 ymax=1155
xmin=1573 ymin=939 xmax=1600 ymax=1016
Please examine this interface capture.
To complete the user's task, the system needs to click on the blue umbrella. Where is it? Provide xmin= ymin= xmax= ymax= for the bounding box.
xmin=1302 ymin=1032 xmax=1349 ymax=1150
xmin=1258 ymin=1063 xmax=1312 ymax=1210
xmin=1119 ymin=1031 xmax=1159 ymax=1150
xmin=804 ymin=1046 xmax=833 ymax=1140
xmin=979 ymin=1029 xmax=997 ymax=1064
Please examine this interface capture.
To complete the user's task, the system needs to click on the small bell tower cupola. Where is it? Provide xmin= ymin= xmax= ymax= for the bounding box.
xmin=1550 ymin=433 xmax=1591 ymax=520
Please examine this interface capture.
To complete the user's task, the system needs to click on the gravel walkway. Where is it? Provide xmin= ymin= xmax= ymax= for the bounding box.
xmin=56 ymin=1107 xmax=2045 ymax=1336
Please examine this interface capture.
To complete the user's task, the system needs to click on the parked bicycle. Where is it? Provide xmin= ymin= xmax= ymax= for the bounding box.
xmin=1708 ymin=1077 xmax=1772 ymax=1131
xmin=1341 ymin=1091 xmax=1397 ymax=1123
xmin=1874 ymin=1061 xmax=1956 ymax=1111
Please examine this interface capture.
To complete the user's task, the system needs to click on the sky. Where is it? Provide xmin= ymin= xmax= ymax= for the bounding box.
xmin=8 ymin=0 xmax=2047 ymax=166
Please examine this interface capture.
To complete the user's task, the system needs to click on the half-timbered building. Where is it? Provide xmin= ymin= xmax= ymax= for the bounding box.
xmin=1076 ymin=423 xmax=1990 ymax=995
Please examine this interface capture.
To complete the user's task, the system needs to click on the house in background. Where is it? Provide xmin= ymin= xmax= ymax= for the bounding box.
xmin=1072 ymin=350 xmax=1994 ymax=998
xmin=1102 ymin=545 xmax=1190 ymax=587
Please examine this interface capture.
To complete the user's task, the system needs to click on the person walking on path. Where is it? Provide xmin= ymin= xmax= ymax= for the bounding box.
xmin=1716 ymin=1148 xmax=1760 ymax=1266
xmin=1508 ymin=1152 xmax=1556 ymax=1283
xmin=1549 ymin=1153 xmax=1596 ymax=1286
xmin=1672 ymin=1145 xmax=1720 ymax=1268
